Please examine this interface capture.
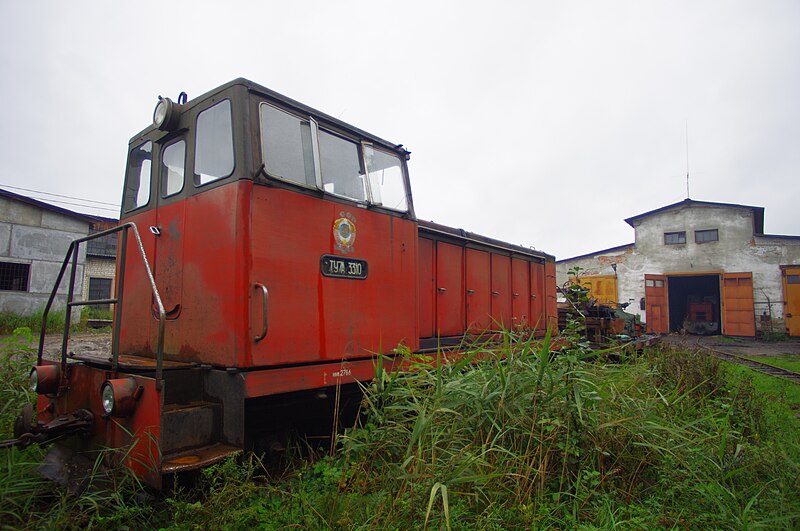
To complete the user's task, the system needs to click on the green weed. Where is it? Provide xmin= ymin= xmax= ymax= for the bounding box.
xmin=0 ymin=330 xmax=799 ymax=528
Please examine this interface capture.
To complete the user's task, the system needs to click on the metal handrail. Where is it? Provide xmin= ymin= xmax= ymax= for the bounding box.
xmin=253 ymin=283 xmax=269 ymax=342
xmin=36 ymin=222 xmax=167 ymax=390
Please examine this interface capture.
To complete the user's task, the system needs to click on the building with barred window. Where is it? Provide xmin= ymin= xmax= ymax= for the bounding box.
xmin=556 ymin=199 xmax=800 ymax=337
xmin=0 ymin=188 xmax=117 ymax=318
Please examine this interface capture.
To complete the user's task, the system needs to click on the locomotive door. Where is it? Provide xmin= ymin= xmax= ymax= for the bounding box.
xmin=783 ymin=266 xmax=800 ymax=337
xmin=530 ymin=262 xmax=545 ymax=332
xmin=490 ymin=254 xmax=511 ymax=330
xmin=511 ymin=258 xmax=530 ymax=328
xmin=465 ymin=249 xmax=491 ymax=332
xmin=436 ymin=242 xmax=465 ymax=336
xmin=152 ymin=137 xmax=187 ymax=330
xmin=645 ymin=274 xmax=668 ymax=333
xmin=418 ymin=238 xmax=435 ymax=338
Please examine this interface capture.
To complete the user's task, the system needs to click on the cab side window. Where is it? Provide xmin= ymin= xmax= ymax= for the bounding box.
xmin=260 ymin=103 xmax=316 ymax=187
xmin=365 ymin=146 xmax=407 ymax=212
xmin=122 ymin=141 xmax=152 ymax=212
xmin=195 ymin=100 xmax=234 ymax=186
xmin=259 ymin=100 xmax=410 ymax=211
xmin=318 ymin=130 xmax=364 ymax=201
xmin=161 ymin=139 xmax=186 ymax=197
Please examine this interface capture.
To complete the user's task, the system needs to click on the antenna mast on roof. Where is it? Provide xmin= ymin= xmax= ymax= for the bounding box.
xmin=685 ymin=121 xmax=690 ymax=199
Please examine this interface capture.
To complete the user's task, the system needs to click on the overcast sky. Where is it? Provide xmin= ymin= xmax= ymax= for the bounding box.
xmin=1 ymin=1 xmax=797 ymax=259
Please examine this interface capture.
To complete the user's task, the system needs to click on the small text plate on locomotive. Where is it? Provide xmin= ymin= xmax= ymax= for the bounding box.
xmin=320 ymin=255 xmax=368 ymax=280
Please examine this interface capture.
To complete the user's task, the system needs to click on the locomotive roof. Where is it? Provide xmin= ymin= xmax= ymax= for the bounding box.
xmin=129 ymin=78 xmax=409 ymax=157
xmin=418 ymin=219 xmax=554 ymax=262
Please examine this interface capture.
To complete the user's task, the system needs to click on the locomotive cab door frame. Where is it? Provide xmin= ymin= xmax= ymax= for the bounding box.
xmin=152 ymin=134 xmax=188 ymax=322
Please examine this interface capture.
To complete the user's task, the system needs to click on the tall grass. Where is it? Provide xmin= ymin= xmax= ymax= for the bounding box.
xmin=0 ymin=310 xmax=68 ymax=335
xmin=0 ymin=327 xmax=798 ymax=528
xmin=326 ymin=335 xmax=800 ymax=528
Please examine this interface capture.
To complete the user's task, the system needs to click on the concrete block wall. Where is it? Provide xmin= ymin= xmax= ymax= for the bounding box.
xmin=0 ymin=195 xmax=89 ymax=316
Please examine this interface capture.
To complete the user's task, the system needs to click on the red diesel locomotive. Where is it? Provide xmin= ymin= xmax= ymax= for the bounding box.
xmin=19 ymin=79 xmax=557 ymax=488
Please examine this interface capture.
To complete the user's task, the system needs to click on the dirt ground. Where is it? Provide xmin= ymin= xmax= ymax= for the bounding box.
xmin=661 ymin=333 xmax=800 ymax=359
xmin=18 ymin=331 xmax=113 ymax=361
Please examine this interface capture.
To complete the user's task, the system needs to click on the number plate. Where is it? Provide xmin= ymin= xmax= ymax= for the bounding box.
xmin=320 ymin=255 xmax=368 ymax=280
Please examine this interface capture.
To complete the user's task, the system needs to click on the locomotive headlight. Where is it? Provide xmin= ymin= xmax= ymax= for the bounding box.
xmin=29 ymin=365 xmax=61 ymax=395
xmin=100 ymin=378 xmax=143 ymax=418
xmin=28 ymin=369 xmax=38 ymax=393
xmin=101 ymin=383 xmax=115 ymax=415
xmin=153 ymin=97 xmax=181 ymax=131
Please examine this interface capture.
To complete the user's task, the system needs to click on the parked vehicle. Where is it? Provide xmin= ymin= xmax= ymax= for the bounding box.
xmin=15 ymin=79 xmax=557 ymax=488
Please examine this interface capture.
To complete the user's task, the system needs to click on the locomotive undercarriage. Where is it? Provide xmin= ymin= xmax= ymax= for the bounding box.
xmin=18 ymin=348 xmax=392 ymax=489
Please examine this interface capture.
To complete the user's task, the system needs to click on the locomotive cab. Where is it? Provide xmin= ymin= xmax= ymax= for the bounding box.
xmin=119 ymin=80 xmax=419 ymax=369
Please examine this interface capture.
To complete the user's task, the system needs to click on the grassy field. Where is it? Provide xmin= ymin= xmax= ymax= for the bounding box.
xmin=1 ymin=329 xmax=799 ymax=529
xmin=744 ymin=355 xmax=800 ymax=374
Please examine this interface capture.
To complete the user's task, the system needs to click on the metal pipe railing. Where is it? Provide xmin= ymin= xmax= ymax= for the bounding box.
xmin=36 ymin=222 xmax=166 ymax=390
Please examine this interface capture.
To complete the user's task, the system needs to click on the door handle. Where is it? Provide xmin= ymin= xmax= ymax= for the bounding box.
xmin=149 ymin=226 xmax=161 ymax=236
xmin=254 ymin=283 xmax=269 ymax=342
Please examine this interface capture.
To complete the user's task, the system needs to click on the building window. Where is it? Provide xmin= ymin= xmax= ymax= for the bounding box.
xmin=664 ymin=231 xmax=686 ymax=245
xmin=788 ymin=275 xmax=800 ymax=285
xmin=695 ymin=229 xmax=719 ymax=243
xmin=0 ymin=262 xmax=30 ymax=291
xmin=88 ymin=277 xmax=113 ymax=310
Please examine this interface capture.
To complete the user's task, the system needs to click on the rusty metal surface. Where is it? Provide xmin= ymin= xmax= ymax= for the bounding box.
xmin=511 ymin=258 xmax=531 ymax=328
xmin=70 ymin=351 xmax=193 ymax=370
xmin=466 ymin=249 xmax=491 ymax=332
xmin=418 ymin=237 xmax=435 ymax=338
xmin=243 ymin=356 xmax=397 ymax=399
xmin=34 ymin=361 xmax=163 ymax=488
xmin=250 ymin=187 xmax=419 ymax=366
xmin=435 ymin=242 xmax=465 ymax=336
xmin=544 ymin=261 xmax=558 ymax=333
xmin=530 ymin=262 xmax=545 ymax=332
xmin=490 ymin=254 xmax=511 ymax=330
xmin=161 ymin=443 xmax=241 ymax=474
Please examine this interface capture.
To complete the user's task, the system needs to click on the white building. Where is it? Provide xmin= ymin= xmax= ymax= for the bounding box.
xmin=556 ymin=199 xmax=800 ymax=337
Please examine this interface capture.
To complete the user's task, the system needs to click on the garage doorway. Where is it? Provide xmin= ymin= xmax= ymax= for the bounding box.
xmin=667 ymin=274 xmax=721 ymax=334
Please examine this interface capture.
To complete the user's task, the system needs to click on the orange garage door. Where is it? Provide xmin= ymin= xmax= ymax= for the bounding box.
xmin=721 ymin=272 xmax=755 ymax=337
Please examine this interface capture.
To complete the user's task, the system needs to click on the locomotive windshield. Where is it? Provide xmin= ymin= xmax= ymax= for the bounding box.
xmin=260 ymin=102 xmax=408 ymax=212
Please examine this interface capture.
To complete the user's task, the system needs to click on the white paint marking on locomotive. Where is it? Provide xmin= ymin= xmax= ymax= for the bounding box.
xmin=332 ymin=368 xmax=352 ymax=379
